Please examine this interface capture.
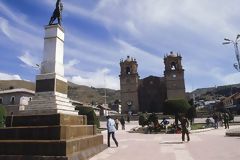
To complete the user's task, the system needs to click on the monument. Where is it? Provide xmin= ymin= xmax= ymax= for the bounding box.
xmin=0 ymin=1 xmax=106 ymax=159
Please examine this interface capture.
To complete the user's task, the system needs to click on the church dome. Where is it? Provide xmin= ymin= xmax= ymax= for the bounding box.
xmin=168 ymin=52 xmax=177 ymax=57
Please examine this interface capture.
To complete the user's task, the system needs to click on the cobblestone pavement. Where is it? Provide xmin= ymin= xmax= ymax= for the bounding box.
xmin=90 ymin=121 xmax=240 ymax=160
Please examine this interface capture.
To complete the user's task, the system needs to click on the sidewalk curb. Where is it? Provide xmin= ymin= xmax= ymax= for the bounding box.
xmin=191 ymin=128 xmax=215 ymax=133
xmin=226 ymin=127 xmax=240 ymax=137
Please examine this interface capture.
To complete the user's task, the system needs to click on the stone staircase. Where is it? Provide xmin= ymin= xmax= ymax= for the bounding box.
xmin=24 ymin=92 xmax=78 ymax=115
xmin=0 ymin=114 xmax=107 ymax=160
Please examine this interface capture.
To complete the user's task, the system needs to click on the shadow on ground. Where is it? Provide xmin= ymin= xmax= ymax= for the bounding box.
xmin=159 ymin=141 xmax=183 ymax=144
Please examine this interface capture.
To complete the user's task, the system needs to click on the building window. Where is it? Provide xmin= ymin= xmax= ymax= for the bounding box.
xmin=126 ymin=67 xmax=131 ymax=74
xmin=170 ymin=62 xmax=176 ymax=70
xmin=10 ymin=96 xmax=15 ymax=104
xmin=0 ymin=97 xmax=2 ymax=104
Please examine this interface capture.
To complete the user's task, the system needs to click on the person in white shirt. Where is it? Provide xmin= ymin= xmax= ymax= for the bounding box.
xmin=106 ymin=116 xmax=118 ymax=147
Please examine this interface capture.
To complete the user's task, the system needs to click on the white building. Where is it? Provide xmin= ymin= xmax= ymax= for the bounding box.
xmin=0 ymin=88 xmax=34 ymax=115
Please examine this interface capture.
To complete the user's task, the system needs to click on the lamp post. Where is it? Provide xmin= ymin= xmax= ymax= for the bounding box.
xmin=223 ymin=34 xmax=240 ymax=71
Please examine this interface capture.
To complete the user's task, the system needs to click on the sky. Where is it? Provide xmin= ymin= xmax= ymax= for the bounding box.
xmin=0 ymin=0 xmax=240 ymax=92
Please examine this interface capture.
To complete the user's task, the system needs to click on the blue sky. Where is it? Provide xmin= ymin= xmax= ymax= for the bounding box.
xmin=1 ymin=0 xmax=240 ymax=91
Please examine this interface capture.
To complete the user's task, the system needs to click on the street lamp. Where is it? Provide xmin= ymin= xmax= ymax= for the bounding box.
xmin=223 ymin=34 xmax=240 ymax=71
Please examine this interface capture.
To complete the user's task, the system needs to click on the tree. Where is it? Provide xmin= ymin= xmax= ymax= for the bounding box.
xmin=147 ymin=112 xmax=158 ymax=124
xmin=186 ymin=99 xmax=197 ymax=124
xmin=76 ymin=106 xmax=100 ymax=128
xmin=138 ymin=113 xmax=147 ymax=127
xmin=0 ymin=105 xmax=6 ymax=128
xmin=163 ymin=99 xmax=191 ymax=126
xmin=186 ymin=106 xmax=197 ymax=124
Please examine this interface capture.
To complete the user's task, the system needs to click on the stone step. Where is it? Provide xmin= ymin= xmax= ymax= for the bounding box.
xmin=20 ymin=109 xmax=79 ymax=116
xmin=28 ymin=98 xmax=73 ymax=107
xmin=31 ymin=95 xmax=72 ymax=104
xmin=35 ymin=92 xmax=68 ymax=98
xmin=5 ymin=114 xmax=87 ymax=127
xmin=28 ymin=102 xmax=73 ymax=108
xmin=0 ymin=125 xmax=96 ymax=140
xmin=27 ymin=103 xmax=75 ymax=111
xmin=0 ymin=155 xmax=67 ymax=160
xmin=0 ymin=135 xmax=104 ymax=156
xmin=0 ymin=143 xmax=107 ymax=160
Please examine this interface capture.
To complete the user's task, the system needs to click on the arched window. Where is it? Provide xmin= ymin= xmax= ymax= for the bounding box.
xmin=170 ymin=62 xmax=176 ymax=70
xmin=9 ymin=86 xmax=14 ymax=89
xmin=126 ymin=67 xmax=131 ymax=74
xmin=10 ymin=96 xmax=15 ymax=104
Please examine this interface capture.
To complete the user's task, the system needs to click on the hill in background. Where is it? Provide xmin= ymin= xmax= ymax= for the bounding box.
xmin=191 ymin=83 xmax=240 ymax=100
xmin=0 ymin=80 xmax=35 ymax=91
xmin=68 ymin=82 xmax=120 ymax=104
xmin=0 ymin=80 xmax=120 ymax=104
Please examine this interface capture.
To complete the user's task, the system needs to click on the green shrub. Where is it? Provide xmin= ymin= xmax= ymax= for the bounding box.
xmin=76 ymin=106 xmax=100 ymax=128
xmin=147 ymin=113 xmax=158 ymax=124
xmin=138 ymin=113 xmax=147 ymax=127
xmin=0 ymin=105 xmax=6 ymax=128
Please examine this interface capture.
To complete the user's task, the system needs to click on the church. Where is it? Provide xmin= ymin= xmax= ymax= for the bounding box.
xmin=119 ymin=52 xmax=186 ymax=114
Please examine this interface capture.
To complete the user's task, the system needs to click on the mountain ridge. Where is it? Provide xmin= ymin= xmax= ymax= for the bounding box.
xmin=0 ymin=80 xmax=120 ymax=104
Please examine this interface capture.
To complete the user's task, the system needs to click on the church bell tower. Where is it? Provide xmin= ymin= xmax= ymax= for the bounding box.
xmin=119 ymin=56 xmax=139 ymax=114
xmin=164 ymin=52 xmax=186 ymax=100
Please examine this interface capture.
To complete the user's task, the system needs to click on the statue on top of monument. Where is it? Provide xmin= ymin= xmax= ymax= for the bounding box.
xmin=48 ymin=0 xmax=63 ymax=26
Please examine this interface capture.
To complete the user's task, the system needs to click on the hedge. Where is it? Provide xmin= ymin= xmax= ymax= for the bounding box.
xmin=76 ymin=106 xmax=100 ymax=128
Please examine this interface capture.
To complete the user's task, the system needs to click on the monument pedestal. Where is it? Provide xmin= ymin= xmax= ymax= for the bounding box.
xmin=25 ymin=73 xmax=78 ymax=115
xmin=22 ymin=25 xmax=77 ymax=115
xmin=0 ymin=24 xmax=106 ymax=159
xmin=0 ymin=114 xmax=107 ymax=160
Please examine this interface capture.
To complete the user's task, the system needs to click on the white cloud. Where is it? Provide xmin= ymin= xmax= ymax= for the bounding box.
xmin=64 ymin=59 xmax=81 ymax=76
xmin=208 ymin=67 xmax=240 ymax=86
xmin=0 ymin=17 xmax=12 ymax=39
xmin=125 ymin=20 xmax=140 ymax=36
xmin=0 ymin=72 xmax=22 ymax=80
xmin=0 ymin=2 xmax=38 ymax=32
xmin=115 ymin=39 xmax=164 ymax=76
xmin=0 ymin=17 xmax=42 ymax=50
xmin=64 ymin=34 xmax=118 ymax=66
xmin=67 ymin=68 xmax=120 ymax=90
xmin=222 ymin=72 xmax=240 ymax=85
xmin=64 ymin=59 xmax=119 ymax=89
xmin=18 ymin=51 xmax=40 ymax=68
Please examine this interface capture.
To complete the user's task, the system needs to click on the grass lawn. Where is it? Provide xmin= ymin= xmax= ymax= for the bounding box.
xmin=191 ymin=123 xmax=206 ymax=130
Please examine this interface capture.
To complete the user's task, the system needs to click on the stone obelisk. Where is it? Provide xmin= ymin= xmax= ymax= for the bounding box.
xmin=0 ymin=1 xmax=106 ymax=159
xmin=25 ymin=24 xmax=78 ymax=115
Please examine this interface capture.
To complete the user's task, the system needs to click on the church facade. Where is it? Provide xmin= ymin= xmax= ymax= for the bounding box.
xmin=119 ymin=52 xmax=186 ymax=114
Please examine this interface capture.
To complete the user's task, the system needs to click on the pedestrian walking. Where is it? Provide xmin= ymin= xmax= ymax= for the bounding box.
xmin=115 ymin=118 xmax=119 ymax=130
xmin=212 ymin=113 xmax=219 ymax=129
xmin=218 ymin=113 xmax=223 ymax=127
xmin=120 ymin=116 xmax=125 ymax=130
xmin=180 ymin=115 xmax=190 ymax=142
xmin=106 ymin=116 xmax=118 ymax=147
xmin=223 ymin=113 xmax=229 ymax=129
xmin=127 ymin=115 xmax=130 ymax=123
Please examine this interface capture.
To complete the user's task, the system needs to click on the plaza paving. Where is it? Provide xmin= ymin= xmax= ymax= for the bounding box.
xmin=90 ymin=121 xmax=240 ymax=160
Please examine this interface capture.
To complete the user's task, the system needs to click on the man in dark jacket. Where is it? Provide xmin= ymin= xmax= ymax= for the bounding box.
xmin=223 ymin=113 xmax=229 ymax=129
xmin=120 ymin=116 xmax=125 ymax=130
xmin=180 ymin=115 xmax=190 ymax=142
